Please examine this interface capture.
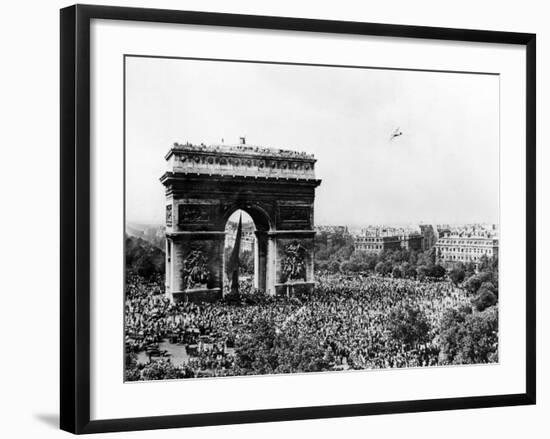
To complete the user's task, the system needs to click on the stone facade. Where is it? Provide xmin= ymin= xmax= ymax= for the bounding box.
xmin=165 ymin=142 xmax=317 ymax=180
xmin=161 ymin=142 xmax=321 ymax=302
xmin=435 ymin=234 xmax=499 ymax=267
xmin=354 ymin=227 xmax=424 ymax=255
xmin=399 ymin=233 xmax=423 ymax=251
xmin=354 ymin=235 xmax=402 ymax=255
xmin=419 ymin=224 xmax=437 ymax=251
xmin=225 ymin=230 xmax=255 ymax=253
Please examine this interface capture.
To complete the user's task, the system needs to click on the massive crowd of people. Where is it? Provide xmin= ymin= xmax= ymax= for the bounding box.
xmin=283 ymin=275 xmax=471 ymax=370
xmin=125 ymin=271 xmax=484 ymax=381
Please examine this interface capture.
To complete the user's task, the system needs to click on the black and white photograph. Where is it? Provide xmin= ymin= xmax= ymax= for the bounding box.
xmin=124 ymin=56 xmax=500 ymax=381
xmin=0 ymin=0 xmax=543 ymax=436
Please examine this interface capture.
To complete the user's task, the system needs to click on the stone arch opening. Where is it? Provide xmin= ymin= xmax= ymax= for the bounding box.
xmin=220 ymin=203 xmax=272 ymax=232
xmin=223 ymin=209 xmax=268 ymax=293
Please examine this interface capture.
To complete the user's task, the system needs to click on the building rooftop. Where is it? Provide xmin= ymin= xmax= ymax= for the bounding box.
xmin=168 ymin=142 xmax=315 ymax=161
xmin=438 ymin=234 xmax=499 ymax=241
xmin=163 ymin=141 xmax=319 ymax=182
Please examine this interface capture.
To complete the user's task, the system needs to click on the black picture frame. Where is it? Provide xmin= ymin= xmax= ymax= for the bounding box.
xmin=60 ymin=4 xmax=536 ymax=434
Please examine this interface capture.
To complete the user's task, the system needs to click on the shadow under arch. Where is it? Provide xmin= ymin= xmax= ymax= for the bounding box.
xmin=221 ymin=202 xmax=273 ymax=233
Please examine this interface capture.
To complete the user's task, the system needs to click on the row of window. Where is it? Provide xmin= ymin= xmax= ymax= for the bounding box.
xmin=438 ymin=239 xmax=497 ymax=246
xmin=356 ymin=245 xmax=383 ymax=250
xmin=442 ymin=254 xmax=484 ymax=261
xmin=439 ymin=247 xmax=494 ymax=255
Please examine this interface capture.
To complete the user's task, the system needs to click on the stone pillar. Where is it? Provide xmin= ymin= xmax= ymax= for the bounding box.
xmin=265 ymin=234 xmax=278 ymax=296
xmin=269 ymin=230 xmax=316 ymax=296
xmin=254 ymin=231 xmax=268 ymax=291
xmin=165 ymin=238 xmax=172 ymax=296
xmin=253 ymin=235 xmax=259 ymax=289
xmin=167 ymin=231 xmax=225 ymax=303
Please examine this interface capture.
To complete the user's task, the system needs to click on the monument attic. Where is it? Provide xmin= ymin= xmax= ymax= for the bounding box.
xmin=160 ymin=141 xmax=322 ymax=302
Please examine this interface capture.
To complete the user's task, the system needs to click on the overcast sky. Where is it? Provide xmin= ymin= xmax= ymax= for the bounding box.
xmin=125 ymin=56 xmax=499 ymax=227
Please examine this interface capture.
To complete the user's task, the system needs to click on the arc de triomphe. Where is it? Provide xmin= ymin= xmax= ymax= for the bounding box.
xmin=160 ymin=142 xmax=321 ymax=302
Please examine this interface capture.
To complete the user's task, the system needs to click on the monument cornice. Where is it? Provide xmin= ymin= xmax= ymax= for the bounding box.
xmin=164 ymin=142 xmax=319 ymax=181
xmin=160 ymin=171 xmax=322 ymax=187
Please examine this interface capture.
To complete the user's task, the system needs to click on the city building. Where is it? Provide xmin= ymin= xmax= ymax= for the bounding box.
xmin=316 ymin=225 xmax=349 ymax=235
xmin=399 ymin=233 xmax=423 ymax=251
xmin=419 ymin=224 xmax=438 ymax=251
xmin=354 ymin=235 xmax=402 ymax=255
xmin=435 ymin=232 xmax=499 ymax=266
xmin=354 ymin=226 xmax=424 ymax=255
xmin=225 ymin=230 xmax=256 ymax=253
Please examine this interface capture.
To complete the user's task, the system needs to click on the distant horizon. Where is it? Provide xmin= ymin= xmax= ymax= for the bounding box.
xmin=127 ymin=218 xmax=499 ymax=228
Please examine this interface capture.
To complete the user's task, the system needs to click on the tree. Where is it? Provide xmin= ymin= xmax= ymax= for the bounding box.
xmin=274 ymin=334 xmax=333 ymax=374
xmin=405 ymin=265 xmax=417 ymax=278
xmin=340 ymin=261 xmax=352 ymax=273
xmin=388 ymin=306 xmax=431 ymax=348
xmin=375 ymin=261 xmax=392 ymax=276
xmin=314 ymin=229 xmax=354 ymax=267
xmin=141 ymin=359 xmax=185 ymax=381
xmin=364 ymin=254 xmax=378 ymax=270
xmin=234 ymin=318 xmax=279 ymax=375
xmin=125 ymin=235 xmax=165 ymax=279
xmin=416 ymin=265 xmax=429 ymax=281
xmin=355 ymin=262 xmax=370 ymax=273
xmin=478 ymin=254 xmax=491 ymax=271
xmin=133 ymin=255 xmax=156 ymax=279
xmin=439 ymin=308 xmax=469 ymax=364
xmin=375 ymin=261 xmax=385 ymax=276
xmin=392 ymin=266 xmax=403 ymax=278
xmin=234 ymin=318 xmax=335 ymax=375
xmin=348 ymin=253 xmax=374 ymax=273
xmin=417 ymin=248 xmax=436 ymax=266
xmin=430 ymin=264 xmax=446 ymax=279
xmin=463 ymin=272 xmax=493 ymax=294
xmin=449 ymin=267 xmax=466 ymax=286
xmin=464 ymin=262 xmax=476 ymax=279
xmin=328 ymin=260 xmax=341 ymax=273
xmin=480 ymin=281 xmax=496 ymax=294
xmin=124 ymin=352 xmax=141 ymax=381
xmin=389 ymin=249 xmax=409 ymax=264
xmin=439 ymin=306 xmax=498 ymax=365
xmin=472 ymin=288 xmax=497 ymax=312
